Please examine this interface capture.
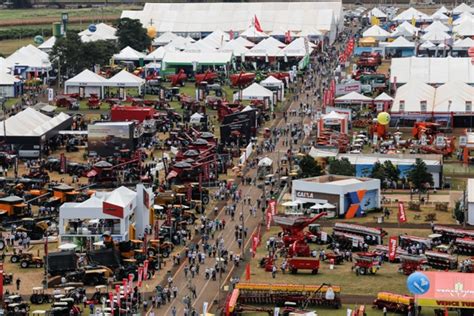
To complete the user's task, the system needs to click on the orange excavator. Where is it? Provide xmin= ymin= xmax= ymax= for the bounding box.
xmin=412 ymin=122 xmax=441 ymax=141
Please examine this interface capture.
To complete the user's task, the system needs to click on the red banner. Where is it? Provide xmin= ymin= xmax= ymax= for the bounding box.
xmin=245 ymin=263 xmax=251 ymax=281
xmin=109 ymin=292 xmax=114 ymax=310
xmin=267 ymin=200 xmax=277 ymax=215
xmin=122 ymin=278 xmax=128 ymax=298
xmin=398 ymin=202 xmax=407 ymax=223
xmin=115 ymin=285 xmax=121 ymax=307
xmin=137 ymin=267 xmax=143 ymax=287
xmin=103 ymin=202 xmax=124 ymax=219
xmin=143 ymin=260 xmax=149 ymax=281
xmin=388 ymin=236 xmax=398 ymax=262
xmin=266 ymin=211 xmax=272 ymax=230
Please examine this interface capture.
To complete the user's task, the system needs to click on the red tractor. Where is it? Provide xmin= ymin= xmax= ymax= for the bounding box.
xmin=352 ymin=252 xmax=380 ymax=276
xmin=217 ymin=101 xmax=243 ymax=122
xmin=412 ymin=122 xmax=441 ymax=140
xmin=87 ymin=94 xmax=101 ymax=110
xmin=168 ymin=69 xmax=187 ymax=86
xmin=398 ymin=255 xmax=427 ymax=275
xmin=273 ymin=213 xmax=327 ymax=257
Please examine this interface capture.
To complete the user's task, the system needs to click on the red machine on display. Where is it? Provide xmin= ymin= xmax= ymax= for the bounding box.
xmin=268 ymin=72 xmax=290 ymax=81
xmin=110 ymin=106 xmax=155 ymax=123
xmin=230 ymin=72 xmax=256 ymax=87
xmin=273 ymin=213 xmax=327 ymax=257
xmin=168 ymin=69 xmax=187 ymax=86
xmin=217 ymin=101 xmax=243 ymax=122
xmin=87 ymin=94 xmax=102 ymax=109
xmin=195 ymin=70 xmax=218 ymax=84
xmin=352 ymin=252 xmax=380 ymax=276
xmin=398 ymin=255 xmax=427 ymax=275
xmin=412 ymin=122 xmax=441 ymax=140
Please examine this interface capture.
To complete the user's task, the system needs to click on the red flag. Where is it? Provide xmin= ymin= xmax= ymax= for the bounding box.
xmin=254 ymin=15 xmax=263 ymax=32
xmin=138 ymin=267 xmax=143 ymax=287
xmin=398 ymin=202 xmax=407 ymax=223
xmin=143 ymin=260 xmax=149 ymax=281
xmin=245 ymin=263 xmax=251 ymax=280
xmin=229 ymin=30 xmax=234 ymax=40
xmin=267 ymin=200 xmax=277 ymax=215
xmin=388 ymin=236 xmax=398 ymax=262
xmin=44 ymin=235 xmax=48 ymax=257
xmin=115 ymin=285 xmax=121 ymax=307
xmin=0 ymin=263 xmax=3 ymax=301
xmin=109 ymin=292 xmax=114 ymax=310
xmin=143 ymin=232 xmax=147 ymax=253
xmin=266 ymin=210 xmax=272 ymax=230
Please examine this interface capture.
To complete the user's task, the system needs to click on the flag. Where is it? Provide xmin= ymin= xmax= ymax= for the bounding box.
xmin=267 ymin=199 xmax=277 ymax=215
xmin=229 ymin=30 xmax=234 ymax=40
xmin=398 ymin=202 xmax=407 ymax=223
xmin=138 ymin=267 xmax=143 ymax=287
xmin=109 ymin=292 xmax=114 ymax=310
xmin=44 ymin=234 xmax=48 ymax=257
xmin=122 ymin=278 xmax=128 ymax=298
xmin=411 ymin=16 xmax=416 ymax=26
xmin=143 ymin=260 xmax=149 ymax=281
xmin=245 ymin=263 xmax=251 ymax=280
xmin=254 ymin=15 xmax=263 ymax=32
xmin=388 ymin=236 xmax=398 ymax=262
xmin=266 ymin=210 xmax=272 ymax=230
xmin=203 ymin=302 xmax=209 ymax=315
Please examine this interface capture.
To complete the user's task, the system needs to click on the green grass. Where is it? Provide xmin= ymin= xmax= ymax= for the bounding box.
xmin=0 ymin=37 xmax=35 ymax=56
xmin=0 ymin=6 xmax=131 ymax=21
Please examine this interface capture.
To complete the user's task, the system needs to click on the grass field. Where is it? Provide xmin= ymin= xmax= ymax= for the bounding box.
xmin=0 ymin=37 xmax=34 ymax=55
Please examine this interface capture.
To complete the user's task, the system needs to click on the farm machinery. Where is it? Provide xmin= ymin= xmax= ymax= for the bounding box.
xmin=229 ymin=72 xmax=256 ymax=88
xmin=433 ymin=225 xmax=474 ymax=243
xmin=87 ymin=94 xmax=102 ymax=109
xmin=333 ymin=223 xmax=386 ymax=245
xmin=195 ymin=70 xmax=219 ymax=84
xmin=398 ymin=255 xmax=428 ymax=275
xmin=352 ymin=252 xmax=381 ymax=276
xmin=356 ymin=52 xmax=382 ymax=69
xmin=273 ymin=213 xmax=327 ymax=257
xmin=373 ymin=292 xmax=415 ymax=314
xmin=454 ymin=238 xmax=474 ymax=255
xmin=424 ymin=251 xmax=458 ymax=270
xmin=373 ymin=244 xmax=409 ymax=263
xmin=224 ymin=283 xmax=341 ymax=315
xmin=168 ymin=69 xmax=187 ymax=87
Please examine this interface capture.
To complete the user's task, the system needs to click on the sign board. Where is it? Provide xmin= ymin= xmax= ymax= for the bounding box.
xmin=48 ymin=88 xmax=54 ymax=102
xmin=295 ymin=190 xmax=318 ymax=199
xmin=88 ymin=122 xmax=134 ymax=157
xmin=325 ymin=106 xmax=352 ymax=121
xmin=335 ymin=81 xmax=361 ymax=96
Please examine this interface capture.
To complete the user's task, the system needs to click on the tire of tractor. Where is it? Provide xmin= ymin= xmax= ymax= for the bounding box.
xmin=14 ymin=306 xmax=19 ymax=312
xmin=201 ymin=195 xmax=210 ymax=205
xmin=36 ymin=296 xmax=44 ymax=304
xmin=147 ymin=272 xmax=152 ymax=280
xmin=0 ymin=240 xmax=5 ymax=251
xmin=36 ymin=262 xmax=43 ymax=268
xmin=162 ymin=251 xmax=170 ymax=258
xmin=355 ymin=268 xmax=359 ymax=276
xmin=47 ymin=296 xmax=53 ymax=303
xmin=147 ymin=249 xmax=157 ymax=257
xmin=291 ymin=268 xmax=297 ymax=274
xmin=312 ymin=269 xmax=318 ymax=274
xmin=90 ymin=276 xmax=99 ymax=286
xmin=10 ymin=255 xmax=18 ymax=263
xmin=20 ymin=261 xmax=29 ymax=268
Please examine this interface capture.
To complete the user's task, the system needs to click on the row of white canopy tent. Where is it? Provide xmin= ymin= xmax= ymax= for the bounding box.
xmin=2 ymin=44 xmax=51 ymax=73
xmin=38 ymin=23 xmax=118 ymax=52
xmin=64 ymin=69 xmax=145 ymax=97
xmin=391 ymin=80 xmax=474 ymax=113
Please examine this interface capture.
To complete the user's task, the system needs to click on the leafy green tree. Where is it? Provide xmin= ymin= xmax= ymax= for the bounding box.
xmin=370 ymin=162 xmax=387 ymax=189
xmin=81 ymin=40 xmax=118 ymax=69
xmin=298 ymin=155 xmax=323 ymax=178
xmin=383 ymin=160 xmax=400 ymax=184
xmin=116 ymin=18 xmax=151 ymax=51
xmin=328 ymin=158 xmax=355 ymax=176
xmin=407 ymin=158 xmax=433 ymax=191
xmin=50 ymin=31 xmax=85 ymax=78
xmin=12 ymin=0 xmax=31 ymax=9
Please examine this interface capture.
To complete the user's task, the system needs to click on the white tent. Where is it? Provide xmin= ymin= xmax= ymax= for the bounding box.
xmin=277 ymin=37 xmax=313 ymax=57
xmin=433 ymin=81 xmax=474 ymax=112
xmin=298 ymin=28 xmax=323 ymax=37
xmin=113 ymin=46 xmax=146 ymax=61
xmin=454 ymin=37 xmax=474 ymax=48
xmin=153 ymin=32 xmax=179 ymax=46
xmin=362 ymin=25 xmax=390 ymax=39
xmin=260 ymin=75 xmax=285 ymax=100
xmin=430 ymin=11 xmax=449 ymax=22
xmin=435 ymin=6 xmax=449 ymax=15
xmin=421 ymin=30 xmax=451 ymax=43
xmin=420 ymin=41 xmax=436 ymax=49
xmin=164 ymin=36 xmax=195 ymax=51
xmin=246 ymin=37 xmax=285 ymax=57
xmin=392 ymin=80 xmax=436 ymax=112
xmin=369 ymin=7 xmax=387 ymax=19
xmin=183 ymin=40 xmax=216 ymax=53
xmin=390 ymin=57 xmax=474 ymax=84
xmin=453 ymin=3 xmax=474 ymax=15
xmin=386 ymin=36 xmax=415 ymax=48
xmin=220 ymin=39 xmax=250 ymax=55
xmin=79 ymin=23 xmax=117 ymax=40
xmin=374 ymin=92 xmax=393 ymax=101
xmin=241 ymin=25 xmax=269 ymax=39
xmin=0 ymin=108 xmax=71 ymax=137
xmin=424 ymin=20 xmax=450 ymax=33
xmin=454 ymin=12 xmax=474 ymax=26
xmin=145 ymin=46 xmax=168 ymax=61
xmin=201 ymin=30 xmax=230 ymax=49
xmin=391 ymin=26 xmax=416 ymax=38
xmin=453 ymin=19 xmax=474 ymax=36
xmin=322 ymin=111 xmax=346 ymax=120
xmin=0 ymin=72 xmax=20 ymax=97
xmin=393 ymin=7 xmax=430 ymax=22
xmin=5 ymin=45 xmax=51 ymax=71
xmin=162 ymin=52 xmax=232 ymax=67
xmin=258 ymin=157 xmax=273 ymax=167
xmin=335 ymin=91 xmax=373 ymax=102
xmin=235 ymin=83 xmax=274 ymax=103
xmin=189 ymin=112 xmax=204 ymax=124
xmin=64 ymin=69 xmax=107 ymax=97
xmin=38 ymin=36 xmax=56 ymax=52
xmin=107 ymin=70 xmax=145 ymax=90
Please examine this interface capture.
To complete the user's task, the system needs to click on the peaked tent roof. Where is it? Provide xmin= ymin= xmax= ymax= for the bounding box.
xmin=335 ymin=91 xmax=373 ymax=101
xmin=38 ymin=36 xmax=56 ymax=50
xmin=421 ymin=29 xmax=451 ymax=42
xmin=241 ymin=25 xmax=269 ymax=38
xmin=363 ymin=25 xmax=390 ymax=38
xmin=201 ymin=30 xmax=230 ymax=49
xmin=454 ymin=12 xmax=474 ymax=25
xmin=145 ymin=46 xmax=168 ymax=61
xmin=79 ymin=23 xmax=117 ymax=38
xmin=453 ymin=3 xmax=474 ymax=15
xmin=220 ymin=39 xmax=250 ymax=55
xmin=298 ymin=28 xmax=323 ymax=37
xmin=113 ymin=46 xmax=146 ymax=61
xmin=164 ymin=36 xmax=195 ymax=51
xmin=392 ymin=80 xmax=436 ymax=112
xmin=260 ymin=75 xmax=283 ymax=87
xmin=153 ymin=32 xmax=179 ymax=46
xmin=454 ymin=37 xmax=474 ymax=48
xmin=240 ymin=83 xmax=273 ymax=98
xmin=430 ymin=11 xmax=449 ymax=21
xmin=277 ymin=37 xmax=313 ymax=57
xmin=433 ymin=81 xmax=474 ymax=112
xmin=393 ymin=7 xmax=430 ymax=22
xmin=420 ymin=41 xmax=436 ymax=48
xmin=374 ymin=92 xmax=394 ymax=101
xmin=370 ymin=7 xmax=387 ymax=18
xmin=65 ymin=69 xmax=107 ymax=86
xmin=5 ymin=45 xmax=51 ymax=70
xmin=323 ymin=111 xmax=346 ymax=120
xmin=106 ymin=186 xmax=137 ymax=207
xmin=435 ymin=6 xmax=449 ymax=14
xmin=453 ymin=19 xmax=474 ymax=36
xmin=184 ymin=39 xmax=217 ymax=53
xmin=387 ymin=36 xmax=415 ymax=48
xmin=246 ymin=37 xmax=285 ymax=57
xmin=424 ymin=20 xmax=450 ymax=33
xmin=107 ymin=69 xmax=145 ymax=87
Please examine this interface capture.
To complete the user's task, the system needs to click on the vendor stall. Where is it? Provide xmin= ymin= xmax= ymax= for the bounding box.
xmin=64 ymin=69 xmax=107 ymax=98
xmin=317 ymin=111 xmax=348 ymax=137
xmin=113 ymin=46 xmax=146 ymax=62
xmin=335 ymin=91 xmax=373 ymax=108
xmin=234 ymin=83 xmax=274 ymax=108
xmin=0 ymin=72 xmax=22 ymax=97
xmin=106 ymin=69 xmax=145 ymax=98
xmin=260 ymin=75 xmax=285 ymax=101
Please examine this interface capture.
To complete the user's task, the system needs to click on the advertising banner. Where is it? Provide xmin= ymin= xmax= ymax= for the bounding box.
xmin=398 ymin=202 xmax=407 ymax=223
xmin=388 ymin=236 xmax=398 ymax=262
xmin=335 ymin=81 xmax=361 ymax=96
xmin=88 ymin=122 xmax=134 ymax=157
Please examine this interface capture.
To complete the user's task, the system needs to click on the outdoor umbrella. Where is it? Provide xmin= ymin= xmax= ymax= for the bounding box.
xmin=58 ymin=243 xmax=77 ymax=250
xmin=310 ymin=204 xmax=324 ymax=210
xmin=322 ymin=202 xmax=336 ymax=209
xmin=282 ymin=201 xmax=299 ymax=207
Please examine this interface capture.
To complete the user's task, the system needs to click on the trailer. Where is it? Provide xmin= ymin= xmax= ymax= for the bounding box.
xmin=454 ymin=238 xmax=474 ymax=255
xmin=287 ymin=257 xmax=320 ymax=274
xmin=373 ymin=245 xmax=409 ymax=263
xmin=333 ymin=223 xmax=385 ymax=245
xmin=332 ymin=231 xmax=365 ymax=251
xmin=398 ymin=255 xmax=428 ymax=275
xmin=352 ymin=252 xmax=380 ymax=276
xmin=224 ymin=283 xmax=341 ymax=316
xmin=432 ymin=225 xmax=474 ymax=243
xmin=373 ymin=292 xmax=415 ymax=314
xmin=424 ymin=251 xmax=458 ymax=270
xmin=399 ymin=235 xmax=432 ymax=250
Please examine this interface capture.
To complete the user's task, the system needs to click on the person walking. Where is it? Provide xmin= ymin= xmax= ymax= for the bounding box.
xmin=16 ymin=278 xmax=21 ymax=291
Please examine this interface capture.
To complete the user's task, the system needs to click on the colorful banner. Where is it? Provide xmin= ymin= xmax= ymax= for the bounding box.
xmin=388 ymin=236 xmax=398 ymax=262
xmin=143 ymin=260 xmax=149 ymax=281
xmin=398 ymin=202 xmax=407 ymax=223
xmin=267 ymin=200 xmax=277 ymax=216
xmin=245 ymin=263 xmax=251 ymax=281
xmin=109 ymin=292 xmax=114 ymax=310
xmin=266 ymin=211 xmax=272 ymax=230
xmin=138 ymin=267 xmax=143 ymax=287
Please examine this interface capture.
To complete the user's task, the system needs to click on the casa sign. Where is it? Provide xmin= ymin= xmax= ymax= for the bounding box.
xmin=295 ymin=190 xmax=317 ymax=199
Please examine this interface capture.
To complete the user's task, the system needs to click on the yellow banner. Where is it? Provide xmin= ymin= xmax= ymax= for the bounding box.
xmin=411 ymin=17 xmax=416 ymax=26
xmin=417 ymin=298 xmax=474 ymax=309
